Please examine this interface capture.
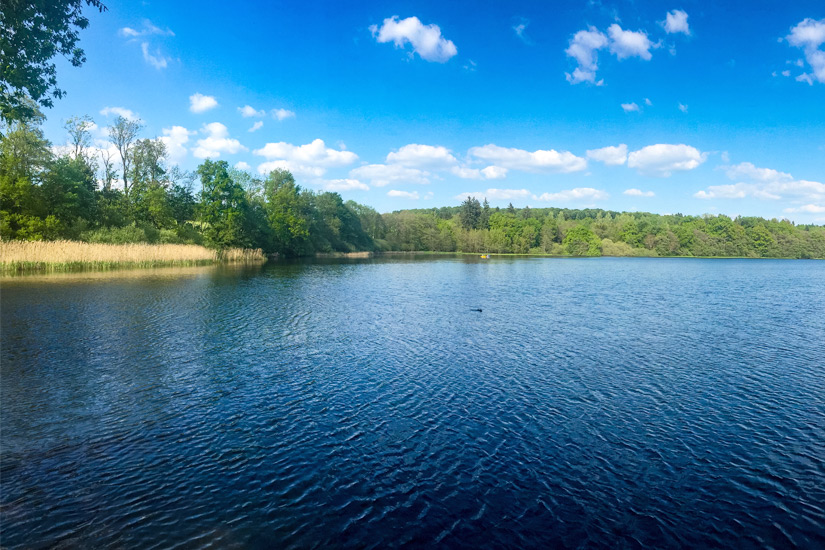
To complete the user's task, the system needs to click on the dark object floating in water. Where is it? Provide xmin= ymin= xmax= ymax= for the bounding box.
xmin=471 ymin=308 xmax=483 ymax=312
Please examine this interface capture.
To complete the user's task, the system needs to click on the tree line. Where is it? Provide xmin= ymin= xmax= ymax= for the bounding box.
xmin=0 ymin=113 xmax=375 ymax=254
xmin=2 ymin=114 xmax=824 ymax=259
xmin=377 ymin=197 xmax=825 ymax=259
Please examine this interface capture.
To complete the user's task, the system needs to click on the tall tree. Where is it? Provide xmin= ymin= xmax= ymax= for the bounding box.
xmin=459 ymin=196 xmax=481 ymax=230
xmin=0 ymin=1 xmax=107 ymax=124
xmin=108 ymin=115 xmax=142 ymax=197
xmin=63 ymin=115 xmax=95 ymax=161
xmin=197 ymin=160 xmax=253 ymax=248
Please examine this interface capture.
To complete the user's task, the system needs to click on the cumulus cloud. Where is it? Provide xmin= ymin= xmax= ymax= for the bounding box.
xmin=238 ymin=105 xmax=265 ymax=118
xmin=695 ymin=162 xmax=825 ymax=201
xmin=190 ymin=93 xmax=218 ymax=113
xmin=350 ymin=164 xmax=430 ymax=187
xmin=272 ymin=108 xmax=296 ymax=121
xmin=662 ymin=10 xmax=690 ymax=35
xmin=786 ymin=18 xmax=825 ymax=84
xmin=469 ymin=144 xmax=586 ymax=173
xmin=248 ymin=121 xmax=263 ymax=132
xmin=481 ymin=166 xmax=508 ymax=179
xmin=254 ymin=139 xmax=357 ymax=177
xmin=99 ymin=106 xmax=139 ymax=121
xmin=235 ymin=161 xmax=252 ymax=171
xmin=621 ymin=102 xmax=640 ymax=112
xmin=623 ymin=188 xmax=655 ymax=197
xmin=370 ymin=16 xmax=457 ymax=62
xmin=627 ymin=144 xmax=707 ymax=176
xmin=535 ymin=188 xmax=609 ymax=202
xmin=586 ymin=144 xmax=628 ymax=165
xmin=319 ymin=179 xmax=370 ymax=192
xmin=387 ymin=144 xmax=458 ymax=168
xmin=607 ymin=24 xmax=654 ymax=60
xmin=159 ymin=125 xmax=195 ymax=165
xmin=388 ymin=190 xmax=420 ymax=199
xmin=565 ymin=27 xmax=608 ymax=84
xmin=192 ymin=122 xmax=247 ymax=159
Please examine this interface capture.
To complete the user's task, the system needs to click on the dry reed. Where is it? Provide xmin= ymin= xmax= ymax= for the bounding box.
xmin=0 ymin=240 xmax=266 ymax=274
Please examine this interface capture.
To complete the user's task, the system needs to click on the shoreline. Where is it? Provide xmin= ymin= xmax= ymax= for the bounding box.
xmin=0 ymin=241 xmax=266 ymax=276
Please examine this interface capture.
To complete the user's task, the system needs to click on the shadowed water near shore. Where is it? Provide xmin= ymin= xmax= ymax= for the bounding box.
xmin=2 ymin=256 xmax=825 ymax=548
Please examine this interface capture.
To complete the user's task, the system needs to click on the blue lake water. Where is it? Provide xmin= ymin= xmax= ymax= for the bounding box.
xmin=2 ymin=256 xmax=825 ymax=548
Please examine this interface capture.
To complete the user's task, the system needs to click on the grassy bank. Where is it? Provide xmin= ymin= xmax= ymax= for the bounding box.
xmin=0 ymin=241 xmax=266 ymax=274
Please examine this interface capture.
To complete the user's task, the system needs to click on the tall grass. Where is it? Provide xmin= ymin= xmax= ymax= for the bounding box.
xmin=0 ymin=240 xmax=266 ymax=274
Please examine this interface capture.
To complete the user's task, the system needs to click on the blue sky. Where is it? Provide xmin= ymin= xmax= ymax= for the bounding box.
xmin=42 ymin=0 xmax=825 ymax=221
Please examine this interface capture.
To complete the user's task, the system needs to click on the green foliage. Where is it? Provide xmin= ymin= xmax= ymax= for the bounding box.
xmin=197 ymin=160 xmax=255 ymax=249
xmin=563 ymin=226 xmax=602 ymax=256
xmin=0 ymin=0 xmax=107 ymax=124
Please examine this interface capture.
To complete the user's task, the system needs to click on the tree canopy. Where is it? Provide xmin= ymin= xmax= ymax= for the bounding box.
xmin=1 ymin=0 xmax=107 ymax=124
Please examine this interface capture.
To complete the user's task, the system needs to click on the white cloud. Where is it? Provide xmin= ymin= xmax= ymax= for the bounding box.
xmin=726 ymin=162 xmax=793 ymax=183
xmin=472 ymin=188 xmax=532 ymax=201
xmin=319 ymin=179 xmax=370 ymax=192
xmin=159 ymin=125 xmax=194 ymax=165
xmin=513 ymin=19 xmax=531 ymax=44
xmin=190 ymin=93 xmax=218 ymax=114
xmin=387 ymin=144 xmax=458 ymax=169
xmin=662 ymin=10 xmax=690 ymax=35
xmin=608 ymin=24 xmax=654 ymax=60
xmin=248 ymin=121 xmax=264 ymax=133
xmin=481 ymin=166 xmax=508 ymax=179
xmin=235 ymin=161 xmax=251 ymax=171
xmin=314 ymin=178 xmax=370 ymax=191
xmin=99 ymin=106 xmax=139 ymax=121
xmin=468 ymin=144 xmax=587 ymax=173
xmin=678 ymin=103 xmax=689 ymax=113
xmin=627 ymin=144 xmax=707 ymax=176
xmin=238 ymin=105 xmax=266 ymax=118
xmin=784 ymin=204 xmax=825 ymax=213
xmin=565 ymin=27 xmax=608 ymax=84
xmin=694 ymin=162 xmax=825 ymax=201
xmin=192 ymin=122 xmax=247 ymax=159
xmin=272 ymin=108 xmax=296 ymax=121
xmin=586 ymin=144 xmax=628 ymax=165
xmin=141 ymin=42 xmax=171 ymax=69
xmin=350 ymin=164 xmax=430 ymax=187
xmin=254 ymin=139 xmax=357 ymax=177
xmin=388 ymin=190 xmax=420 ymax=199
xmin=644 ymin=98 xmax=653 ymax=106
xmin=623 ymin=188 xmax=655 ymax=197
xmin=786 ymin=18 xmax=825 ymax=84
xmin=621 ymin=102 xmax=640 ymax=112
xmin=254 ymin=139 xmax=357 ymax=166
xmin=535 ymin=188 xmax=609 ymax=202
xmin=370 ymin=16 xmax=457 ymax=62
xmin=118 ymin=20 xmax=174 ymax=38
xmin=257 ymin=160 xmax=325 ymax=178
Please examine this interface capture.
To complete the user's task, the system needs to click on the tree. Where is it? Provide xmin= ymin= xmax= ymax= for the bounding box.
xmin=0 ymin=1 xmax=107 ymax=124
xmin=130 ymin=138 xmax=167 ymax=186
xmin=63 ymin=114 xmax=95 ymax=161
xmin=99 ymin=148 xmax=117 ymax=190
xmin=459 ymin=196 xmax=481 ymax=230
xmin=108 ymin=115 xmax=142 ymax=197
xmin=263 ymin=169 xmax=312 ymax=255
xmin=197 ymin=160 xmax=253 ymax=248
xmin=563 ymin=226 xmax=602 ymax=256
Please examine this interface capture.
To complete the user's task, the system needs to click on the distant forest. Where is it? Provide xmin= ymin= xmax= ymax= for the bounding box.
xmin=2 ymin=115 xmax=824 ymax=259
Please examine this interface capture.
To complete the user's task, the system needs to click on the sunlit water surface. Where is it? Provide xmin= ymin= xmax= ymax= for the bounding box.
xmin=2 ymin=257 xmax=825 ymax=548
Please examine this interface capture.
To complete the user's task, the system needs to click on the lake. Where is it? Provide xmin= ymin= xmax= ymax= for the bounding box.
xmin=2 ymin=256 xmax=825 ymax=548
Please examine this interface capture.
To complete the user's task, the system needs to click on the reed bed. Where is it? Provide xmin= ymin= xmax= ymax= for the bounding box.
xmin=0 ymin=240 xmax=266 ymax=274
